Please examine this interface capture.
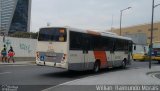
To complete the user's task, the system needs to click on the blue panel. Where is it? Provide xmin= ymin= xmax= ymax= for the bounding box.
xmin=40 ymin=53 xmax=45 ymax=61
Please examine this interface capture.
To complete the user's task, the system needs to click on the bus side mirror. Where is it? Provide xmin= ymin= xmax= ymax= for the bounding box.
xmin=134 ymin=45 xmax=136 ymax=50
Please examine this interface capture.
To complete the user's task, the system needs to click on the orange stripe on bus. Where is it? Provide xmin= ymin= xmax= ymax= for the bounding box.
xmin=94 ymin=51 xmax=107 ymax=68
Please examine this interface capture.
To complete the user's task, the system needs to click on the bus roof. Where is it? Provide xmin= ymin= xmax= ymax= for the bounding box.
xmin=67 ymin=27 xmax=132 ymax=41
xmin=40 ymin=26 xmax=132 ymax=41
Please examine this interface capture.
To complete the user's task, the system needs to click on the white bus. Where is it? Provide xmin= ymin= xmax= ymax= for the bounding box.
xmin=36 ymin=27 xmax=133 ymax=72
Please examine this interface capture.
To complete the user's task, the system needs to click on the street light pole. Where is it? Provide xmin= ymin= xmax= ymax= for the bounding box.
xmin=111 ymin=14 xmax=114 ymax=32
xmin=120 ymin=11 xmax=123 ymax=35
xmin=0 ymin=0 xmax=2 ymax=33
xmin=149 ymin=0 xmax=154 ymax=69
xmin=120 ymin=7 xmax=131 ymax=36
xmin=149 ymin=0 xmax=160 ymax=69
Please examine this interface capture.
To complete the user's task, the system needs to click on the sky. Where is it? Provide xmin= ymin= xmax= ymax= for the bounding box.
xmin=30 ymin=0 xmax=160 ymax=32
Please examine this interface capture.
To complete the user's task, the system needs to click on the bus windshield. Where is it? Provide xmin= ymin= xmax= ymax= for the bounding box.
xmin=38 ymin=28 xmax=67 ymax=42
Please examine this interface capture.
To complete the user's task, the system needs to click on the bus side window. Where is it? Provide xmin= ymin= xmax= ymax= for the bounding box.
xmin=110 ymin=38 xmax=115 ymax=52
xmin=70 ymin=31 xmax=83 ymax=50
xmin=113 ymin=41 xmax=116 ymax=52
xmin=82 ymin=34 xmax=90 ymax=50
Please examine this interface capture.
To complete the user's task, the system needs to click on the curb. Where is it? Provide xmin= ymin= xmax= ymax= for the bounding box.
xmin=146 ymin=71 xmax=160 ymax=80
xmin=146 ymin=71 xmax=160 ymax=75
xmin=0 ymin=61 xmax=35 ymax=65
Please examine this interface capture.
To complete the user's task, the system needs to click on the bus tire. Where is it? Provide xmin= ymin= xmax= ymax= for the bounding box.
xmin=158 ymin=61 xmax=160 ymax=64
xmin=93 ymin=61 xmax=100 ymax=73
xmin=121 ymin=59 xmax=126 ymax=69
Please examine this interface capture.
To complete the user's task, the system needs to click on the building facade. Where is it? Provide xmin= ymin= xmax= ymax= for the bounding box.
xmin=0 ymin=0 xmax=31 ymax=35
xmin=111 ymin=22 xmax=160 ymax=45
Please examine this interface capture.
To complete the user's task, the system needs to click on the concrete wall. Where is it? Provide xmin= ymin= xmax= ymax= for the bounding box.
xmin=124 ymin=33 xmax=147 ymax=45
xmin=111 ymin=22 xmax=160 ymax=44
xmin=0 ymin=36 xmax=37 ymax=57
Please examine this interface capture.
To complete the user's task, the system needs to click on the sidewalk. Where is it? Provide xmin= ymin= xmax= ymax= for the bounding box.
xmin=0 ymin=61 xmax=35 ymax=65
xmin=44 ymin=66 xmax=160 ymax=91
xmin=64 ymin=66 xmax=160 ymax=85
xmin=0 ymin=57 xmax=35 ymax=65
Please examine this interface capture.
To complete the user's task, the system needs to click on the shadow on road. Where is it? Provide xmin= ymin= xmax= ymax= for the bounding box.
xmin=40 ymin=60 xmax=160 ymax=79
xmin=41 ymin=67 xmax=130 ymax=78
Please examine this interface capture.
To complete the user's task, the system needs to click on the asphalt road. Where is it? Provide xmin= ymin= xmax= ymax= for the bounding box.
xmin=0 ymin=60 xmax=159 ymax=91
xmin=0 ymin=64 xmax=98 ymax=91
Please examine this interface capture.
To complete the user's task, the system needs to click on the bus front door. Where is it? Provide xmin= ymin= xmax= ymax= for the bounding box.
xmin=82 ymin=35 xmax=93 ymax=70
xmin=110 ymin=50 xmax=115 ymax=67
xmin=110 ymin=42 xmax=116 ymax=67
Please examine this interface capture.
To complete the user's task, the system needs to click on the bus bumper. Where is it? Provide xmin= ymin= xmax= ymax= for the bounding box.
xmin=45 ymin=62 xmax=67 ymax=69
xmin=36 ymin=60 xmax=45 ymax=66
xmin=36 ymin=60 xmax=67 ymax=69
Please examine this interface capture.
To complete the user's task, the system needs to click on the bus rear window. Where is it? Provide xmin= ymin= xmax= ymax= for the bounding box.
xmin=38 ymin=28 xmax=67 ymax=42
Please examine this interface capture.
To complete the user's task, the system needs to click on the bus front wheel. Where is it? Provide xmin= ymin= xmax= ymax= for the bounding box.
xmin=93 ymin=61 xmax=100 ymax=73
xmin=121 ymin=59 xmax=126 ymax=69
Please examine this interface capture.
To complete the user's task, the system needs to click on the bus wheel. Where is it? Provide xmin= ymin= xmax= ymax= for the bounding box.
xmin=93 ymin=61 xmax=100 ymax=73
xmin=158 ymin=61 xmax=160 ymax=64
xmin=121 ymin=60 xmax=126 ymax=69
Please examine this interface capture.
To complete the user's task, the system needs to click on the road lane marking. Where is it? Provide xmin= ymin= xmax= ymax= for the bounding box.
xmin=0 ymin=72 xmax=11 ymax=75
xmin=42 ymin=74 xmax=99 ymax=91
xmin=149 ymin=72 xmax=160 ymax=80
xmin=42 ymin=67 xmax=159 ymax=91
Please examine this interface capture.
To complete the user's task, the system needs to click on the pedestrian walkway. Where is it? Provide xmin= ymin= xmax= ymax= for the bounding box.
xmin=44 ymin=66 xmax=160 ymax=91
xmin=0 ymin=61 xmax=35 ymax=65
xmin=155 ymin=73 xmax=160 ymax=79
xmin=65 ymin=66 xmax=160 ymax=85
